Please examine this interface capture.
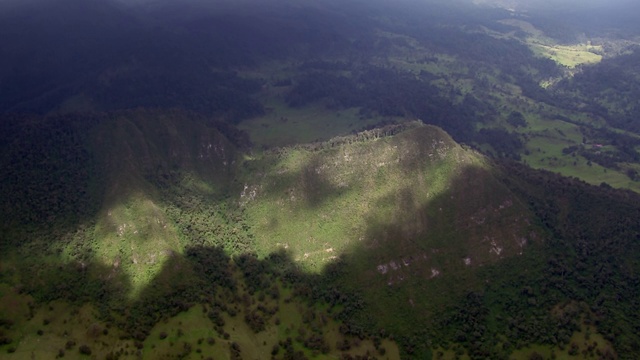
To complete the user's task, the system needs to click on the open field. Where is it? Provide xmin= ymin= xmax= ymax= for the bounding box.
xmin=239 ymin=100 xmax=393 ymax=149
xmin=1 ymin=275 xmax=400 ymax=360
xmin=528 ymin=42 xmax=602 ymax=68
xmin=2 ymin=1 xmax=640 ymax=359
xmin=499 ymin=19 xmax=603 ymax=68
xmin=2 ymin=113 xmax=638 ymax=359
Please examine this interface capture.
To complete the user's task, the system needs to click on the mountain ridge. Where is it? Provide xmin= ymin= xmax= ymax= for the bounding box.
xmin=0 ymin=109 xmax=550 ymax=359
xmin=2 ymin=0 xmax=640 ymax=357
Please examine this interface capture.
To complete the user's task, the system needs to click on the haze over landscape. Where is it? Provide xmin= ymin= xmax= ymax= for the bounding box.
xmin=1 ymin=0 xmax=640 ymax=359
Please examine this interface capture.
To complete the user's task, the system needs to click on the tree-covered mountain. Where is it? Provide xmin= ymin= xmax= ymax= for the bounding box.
xmin=2 ymin=0 xmax=640 ymax=359
xmin=2 ymin=108 xmax=639 ymax=359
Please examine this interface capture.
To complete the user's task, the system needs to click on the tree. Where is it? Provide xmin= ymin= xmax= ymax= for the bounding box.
xmin=507 ymin=111 xmax=527 ymax=128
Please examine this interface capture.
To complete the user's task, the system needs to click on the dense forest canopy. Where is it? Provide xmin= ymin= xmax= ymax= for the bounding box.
xmin=1 ymin=0 xmax=640 ymax=359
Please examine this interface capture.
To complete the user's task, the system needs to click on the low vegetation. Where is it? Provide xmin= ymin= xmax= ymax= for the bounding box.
xmin=2 ymin=112 xmax=640 ymax=359
xmin=2 ymin=0 xmax=640 ymax=359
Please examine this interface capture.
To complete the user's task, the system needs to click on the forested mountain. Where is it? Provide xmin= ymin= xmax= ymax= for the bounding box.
xmin=1 ymin=0 xmax=640 ymax=359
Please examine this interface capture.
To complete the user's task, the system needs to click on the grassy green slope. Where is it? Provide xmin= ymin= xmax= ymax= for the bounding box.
xmin=87 ymin=110 xmax=241 ymax=296
xmin=0 ymin=110 xmax=243 ymax=298
xmin=244 ymin=122 xmax=537 ymax=272
xmin=0 ymin=110 xmax=406 ymax=359
xmin=242 ymin=122 xmax=543 ymax=357
xmin=2 ymin=111 xmax=639 ymax=359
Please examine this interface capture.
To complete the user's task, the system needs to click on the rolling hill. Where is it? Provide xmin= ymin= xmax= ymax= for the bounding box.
xmin=1 ymin=110 xmax=639 ymax=359
xmin=2 ymin=0 xmax=640 ymax=359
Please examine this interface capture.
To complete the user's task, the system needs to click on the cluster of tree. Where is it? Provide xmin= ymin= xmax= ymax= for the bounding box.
xmin=392 ymin=15 xmax=561 ymax=84
xmin=280 ymin=121 xmax=423 ymax=153
xmin=285 ymin=65 xmax=504 ymax=145
xmin=556 ymin=49 xmax=640 ymax=133
xmin=475 ymin=128 xmax=524 ymax=159
xmin=567 ymin=127 xmax=640 ymax=172
xmin=0 ymin=113 xmax=106 ymax=251
xmin=0 ymin=109 xmax=256 ymax=255
xmin=312 ymin=158 xmax=640 ymax=359
xmin=405 ymin=161 xmax=640 ymax=359
xmin=499 ymin=161 xmax=640 ymax=357
xmin=285 ymin=63 xmax=540 ymax=160
xmin=162 ymin=193 xmax=255 ymax=255
xmin=6 ymin=203 xmax=380 ymax=356
xmin=507 ymin=111 xmax=528 ymax=128
xmin=89 ymin=69 xmax=265 ymax=123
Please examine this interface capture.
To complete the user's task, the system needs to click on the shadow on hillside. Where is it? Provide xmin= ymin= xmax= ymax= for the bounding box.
xmin=247 ymin=124 xmax=460 ymax=224
xmin=5 ymin=112 xmax=640 ymax=358
xmin=0 ymin=109 xmax=244 ymax=249
xmin=331 ymin=164 xmax=538 ymax=323
xmin=3 ymin=247 xmax=132 ymax=314
xmin=0 ymin=159 xmax=532 ymax=354
xmin=0 ymin=115 xmax=531 ymax=358
xmin=5 ymin=162 xmax=640 ymax=358
xmin=253 ymin=150 xmax=347 ymax=210
xmin=393 ymin=125 xmax=458 ymax=175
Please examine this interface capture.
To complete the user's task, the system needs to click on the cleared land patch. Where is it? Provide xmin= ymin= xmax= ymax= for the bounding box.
xmin=499 ymin=19 xmax=602 ymax=68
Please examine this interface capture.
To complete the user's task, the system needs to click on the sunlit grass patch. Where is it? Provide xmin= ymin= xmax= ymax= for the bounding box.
xmin=243 ymin=125 xmax=470 ymax=272
xmin=499 ymin=19 xmax=602 ymax=68
xmin=529 ymin=41 xmax=602 ymax=68
xmin=90 ymin=194 xmax=184 ymax=299
xmin=523 ymin=137 xmax=640 ymax=191
xmin=0 ymin=294 xmax=133 ymax=359
xmin=142 ymin=286 xmax=400 ymax=360
xmin=507 ymin=110 xmax=640 ymax=191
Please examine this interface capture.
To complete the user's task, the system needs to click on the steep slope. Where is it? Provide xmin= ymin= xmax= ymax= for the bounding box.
xmin=241 ymin=122 xmax=542 ymax=357
xmin=243 ymin=122 xmax=538 ymax=272
xmin=88 ymin=110 xmax=241 ymax=295
xmin=0 ymin=114 xmax=537 ymax=357
xmin=0 ymin=109 xmax=242 ymax=297
xmin=2 ymin=112 xmax=639 ymax=359
xmin=3 ymin=0 xmax=639 ymax=195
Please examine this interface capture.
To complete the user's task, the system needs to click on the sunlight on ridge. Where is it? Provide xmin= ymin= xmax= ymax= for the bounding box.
xmin=90 ymin=193 xmax=183 ymax=299
xmin=242 ymin=124 xmax=485 ymax=273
